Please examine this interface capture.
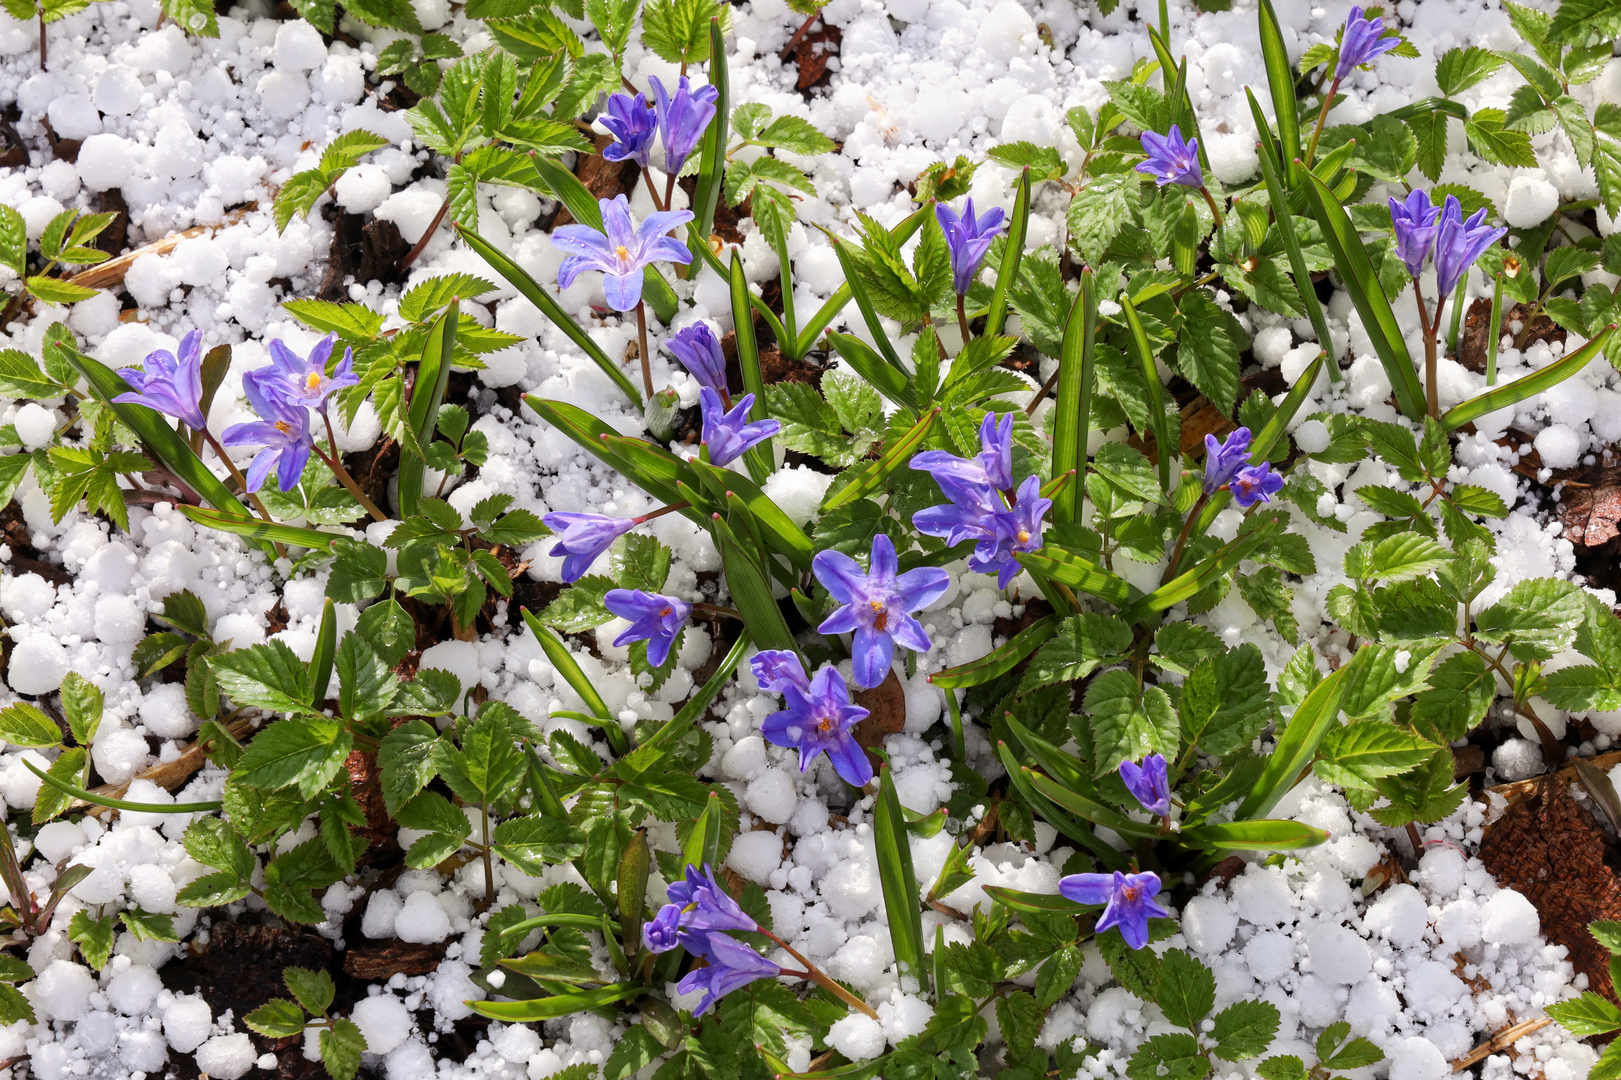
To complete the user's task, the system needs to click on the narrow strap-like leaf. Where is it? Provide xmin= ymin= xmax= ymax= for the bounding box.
xmin=690 ymin=17 xmax=730 ymax=245
xmin=729 ymin=250 xmax=773 ymax=485
xmin=177 ymin=505 xmax=348 ymax=550
xmin=519 ymin=608 xmax=624 ymax=754
xmin=1180 ymin=819 xmax=1329 ymax=851
xmin=984 ymin=168 xmax=1031 ymax=338
xmin=309 ymin=598 xmax=337 ymax=705
xmin=1119 ymin=294 xmax=1173 ymax=491
xmin=459 ymin=225 xmax=642 ymax=407
xmin=929 ymin=616 xmax=1058 ymax=689
xmin=792 ymin=206 xmax=932 ymax=357
xmin=1236 ymin=656 xmax=1352 ymax=820
xmin=1300 ymin=168 xmax=1427 ymax=419
xmin=821 ymin=407 xmax=938 ymax=511
xmin=874 ymin=765 xmax=927 ymax=993
xmin=1256 ymin=0 xmax=1300 ymax=185
xmin=1444 ymin=323 xmax=1615 ymax=431
xmin=397 ymin=299 xmax=458 ymax=517
xmin=1051 ymin=269 xmax=1095 ymax=524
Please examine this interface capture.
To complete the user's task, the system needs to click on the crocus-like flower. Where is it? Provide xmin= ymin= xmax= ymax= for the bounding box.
xmin=1202 ymin=427 xmax=1252 ymax=495
xmin=601 ymin=91 xmax=658 ymax=168
xmin=1230 ymin=463 xmax=1284 ymax=508
xmin=1136 ymin=126 xmax=1202 ymax=188
xmin=1119 ymin=754 xmax=1171 ymax=817
xmin=221 ymin=369 xmax=314 ymax=493
xmin=676 ymin=930 xmax=782 ymax=1016
xmin=551 ymin=195 xmax=695 ymax=312
xmin=1335 ymin=5 xmax=1401 ymax=81
xmin=604 ymin=589 xmax=691 ymax=667
xmin=114 ymin=330 xmax=207 ymax=430
xmin=699 ymin=388 xmax=780 ymax=467
xmin=642 ymin=905 xmax=682 ymax=952
xmin=814 ymin=534 xmax=951 ymax=689
xmin=1433 ymin=195 xmax=1507 ymax=299
xmin=911 ymin=411 xmax=1015 ymax=495
xmin=1058 ymin=870 xmax=1171 ymax=950
xmin=540 ymin=512 xmax=637 ymax=583
xmin=261 ymin=335 xmax=359 ymax=412
xmin=936 ymin=199 xmax=1007 ymax=297
xmin=643 ymin=863 xmax=759 ymax=954
xmin=1388 ymin=189 xmax=1442 ymax=279
xmin=650 ymin=75 xmax=720 ymax=177
xmin=665 ymin=322 xmax=728 ymax=397
xmin=754 ymin=649 xmax=874 ymax=787
xmin=968 ymin=475 xmax=1052 ymax=589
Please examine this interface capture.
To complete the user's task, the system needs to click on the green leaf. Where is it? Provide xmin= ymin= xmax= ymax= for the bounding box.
xmin=210 ymin=640 xmax=314 ymax=713
xmin=233 ymin=716 xmax=352 ymax=799
xmin=1157 ymin=950 xmax=1216 ymax=1029
xmin=1086 ymin=669 xmax=1168 ymax=777
xmin=1174 ymin=291 xmax=1241 ymax=414
xmin=875 ymin=765 xmax=927 ymax=991
xmin=184 ymin=816 xmax=256 ymax=878
xmin=246 ymin=999 xmax=307 ymax=1039
xmin=0 ymin=701 xmax=62 ymax=747
xmin=337 ymin=633 xmax=398 ymax=722
xmin=1345 ymin=533 xmax=1454 ymax=583
xmin=1473 ymin=577 xmax=1587 ymax=657
xmin=286 ymin=966 xmax=336 ymax=1016
xmin=641 ymin=0 xmax=727 ymax=65
xmin=1019 ymin=613 xmax=1132 ymax=692
xmin=1210 ymin=999 xmax=1282 ymax=1060
xmin=33 ymin=747 xmax=86 ymax=824
xmin=398 ymin=791 xmax=473 ymax=866
xmin=321 ymin=1018 xmax=368 ymax=1080
xmin=0 ymin=204 xmax=23 ymax=278
xmin=1180 ymin=643 xmax=1271 ymax=758
xmin=69 ymin=911 xmax=114 ymax=970
xmin=0 ymin=349 xmax=64 ymax=398
xmin=1315 ymin=720 xmax=1437 ymax=789
xmin=1410 ymin=652 xmax=1495 ymax=743
xmin=493 ymin=814 xmax=587 ymax=875
xmin=399 ymin=273 xmax=497 ymax=324
xmin=1466 ymin=108 xmax=1539 ymax=167
xmin=1067 ymin=173 xmax=1137 ymax=265
xmin=1438 ymin=46 xmax=1508 ymax=95
xmin=120 ymin=907 xmax=178 ymax=942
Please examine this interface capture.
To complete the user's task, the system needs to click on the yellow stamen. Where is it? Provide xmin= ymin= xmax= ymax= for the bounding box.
xmin=1016 ymin=530 xmax=1031 ymax=543
xmin=869 ymin=599 xmax=888 ymax=632
xmin=273 ymin=421 xmax=293 ymax=435
xmin=305 ymin=372 xmax=322 ymax=391
xmin=1122 ymin=885 xmax=1138 ymax=901
xmin=816 ymin=715 xmax=836 ymax=734
xmin=615 ymin=244 xmax=631 ymax=263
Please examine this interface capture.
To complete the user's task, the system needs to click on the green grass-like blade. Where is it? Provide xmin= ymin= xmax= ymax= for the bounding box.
xmin=688 ymin=457 xmax=813 ymax=569
xmin=1444 ymin=324 xmax=1616 ymax=431
xmin=1014 ymin=545 xmax=1139 ymax=608
xmin=1119 ymin=294 xmax=1173 ymax=491
xmin=397 ymin=299 xmax=458 ymax=517
xmin=826 ymin=332 xmax=917 ymax=409
xmin=829 ymin=237 xmax=908 ymax=373
xmin=177 ymin=505 xmax=347 ymax=550
xmin=1236 ymin=657 xmax=1351 ymax=820
xmin=22 ymin=757 xmax=223 ymax=812
xmin=984 ymin=168 xmax=1031 ymax=338
xmin=1256 ymin=0 xmax=1300 ymax=184
xmin=929 ymin=615 xmax=1057 ymax=689
xmin=1300 ymin=169 xmax=1427 ymax=419
xmin=683 ymin=791 xmax=729 ymax=872
xmin=459 ymin=225 xmax=642 ymax=407
xmin=793 ymin=206 xmax=932 ymax=357
xmin=615 ymin=632 xmax=750 ymax=781
xmin=711 ymin=509 xmax=798 ymax=654
xmin=821 ymin=407 xmax=938 ymax=511
xmin=468 ymin=984 xmax=642 ymax=1021
xmin=529 ymin=157 xmax=677 ymax=323
xmin=874 ymin=764 xmax=928 ymax=992
xmin=309 ymin=598 xmax=337 ymax=704
xmin=691 ymin=17 xmax=729 ymax=244
xmin=1122 ymin=514 xmax=1283 ymax=623
xmin=519 ymin=608 xmax=624 ymax=753
xmin=1248 ymin=89 xmax=1340 ymax=383
xmin=729 ymin=250 xmax=773 ymax=485
xmin=982 ymin=885 xmax=1085 ymax=913
xmin=1180 ymin=820 xmax=1329 ymax=851
xmin=1051 ymin=269 xmax=1096 ymax=524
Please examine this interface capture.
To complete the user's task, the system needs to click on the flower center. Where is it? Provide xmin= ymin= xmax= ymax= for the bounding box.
xmin=1121 ymin=885 xmax=1139 ymax=902
xmin=615 ymin=244 xmax=631 ymax=266
xmin=305 ymin=373 xmax=322 ymax=391
xmin=816 ymin=714 xmax=837 ymax=734
xmin=273 ymin=421 xmax=293 ymax=435
xmin=869 ymin=599 xmax=888 ymax=631
xmin=658 ymin=606 xmax=672 ymax=617
xmin=1016 ymin=530 xmax=1030 ymax=543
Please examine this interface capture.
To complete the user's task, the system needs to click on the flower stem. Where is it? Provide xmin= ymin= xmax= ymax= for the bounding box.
xmin=634 ymin=501 xmax=691 ymax=525
xmin=320 ymin=411 xmax=389 ymax=522
xmin=635 ymin=301 xmax=654 ymax=401
xmin=1197 ymin=185 xmax=1224 ymax=227
xmin=1161 ymin=492 xmax=1210 ymax=586
xmin=778 ymin=10 xmax=821 ymax=61
xmin=199 ymin=429 xmax=280 ymax=528
xmin=642 ymin=169 xmax=667 ymax=213
xmin=1303 ymin=77 xmax=1341 ymax=168
xmin=397 ymin=197 xmax=451 ymax=275
xmin=1413 ymin=278 xmax=1440 ymax=419
xmin=763 ymin=931 xmax=879 ymax=1019
xmin=692 ymin=601 xmax=743 ymax=619
xmin=956 ymin=294 xmax=972 ymax=343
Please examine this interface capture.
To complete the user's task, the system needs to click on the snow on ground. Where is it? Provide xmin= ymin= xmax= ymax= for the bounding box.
xmin=2 ymin=0 xmax=1620 ymax=1074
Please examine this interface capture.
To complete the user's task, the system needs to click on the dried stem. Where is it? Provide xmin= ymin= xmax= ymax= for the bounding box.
xmin=635 ymin=302 xmax=655 ymax=401
xmin=319 ymin=411 xmax=389 ymax=522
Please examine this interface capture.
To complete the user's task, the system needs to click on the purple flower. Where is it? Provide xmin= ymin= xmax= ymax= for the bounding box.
xmin=936 ymin=198 xmax=1006 ymax=296
xmin=551 ymin=195 xmax=695 ymax=312
xmin=604 ymin=589 xmax=691 ymax=667
xmin=601 ymin=91 xmax=658 ymax=168
xmin=665 ymin=864 xmax=758 ymax=934
xmin=814 ymin=534 xmax=950 ymax=689
xmin=754 ymin=650 xmax=874 ymax=787
xmin=1119 ymin=754 xmax=1171 ymax=817
xmin=220 ymin=369 xmax=314 ymax=494
xmin=700 ymin=387 xmax=780 ymax=467
xmin=1230 ymin=462 xmax=1284 ymax=508
xmin=261 ymin=335 xmax=359 ymax=412
xmin=643 ymin=904 xmax=683 ymax=952
xmin=1335 ymin=5 xmax=1401 ymax=81
xmin=675 ymin=930 xmax=782 ymax=1016
xmin=1059 ymin=870 xmax=1171 ymax=950
xmin=1388 ymin=189 xmax=1442 ymax=279
xmin=1203 ymin=427 xmax=1252 ymax=496
xmin=114 ymin=329 xmax=207 ymax=430
xmin=650 ymin=76 xmax=719 ymax=177
xmin=1433 ymin=195 xmax=1506 ymax=299
xmin=541 ymin=512 xmax=637 ymax=583
xmin=911 ymin=411 xmax=1015 ymax=495
xmin=665 ymin=322 xmax=728 ymax=397
xmin=1136 ymin=126 xmax=1202 ymax=188
xmin=966 ymin=475 xmax=1052 ymax=589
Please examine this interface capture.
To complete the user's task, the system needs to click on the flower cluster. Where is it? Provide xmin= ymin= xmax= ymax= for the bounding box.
xmin=700 ymin=388 xmax=779 ymax=467
xmin=602 ymin=77 xmax=719 ymax=177
xmin=912 ymin=412 xmax=1052 ymax=588
xmin=642 ymin=864 xmax=779 ymax=1015
xmin=604 ymin=589 xmax=691 ymax=666
xmin=1202 ymin=427 xmax=1282 ymax=508
xmin=221 ymin=336 xmax=358 ymax=493
xmin=113 ymin=330 xmax=208 ymax=430
xmin=1389 ymin=191 xmax=1507 ymax=297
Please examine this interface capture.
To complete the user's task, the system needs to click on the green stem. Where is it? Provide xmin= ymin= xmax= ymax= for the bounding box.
xmin=320 ymin=411 xmax=389 ymax=522
xmin=956 ymin=294 xmax=972 ymax=344
xmin=1197 ymin=185 xmax=1224 ymax=227
xmin=1161 ymin=491 xmax=1210 ymax=586
xmin=1486 ymin=271 xmax=1504 ymax=386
